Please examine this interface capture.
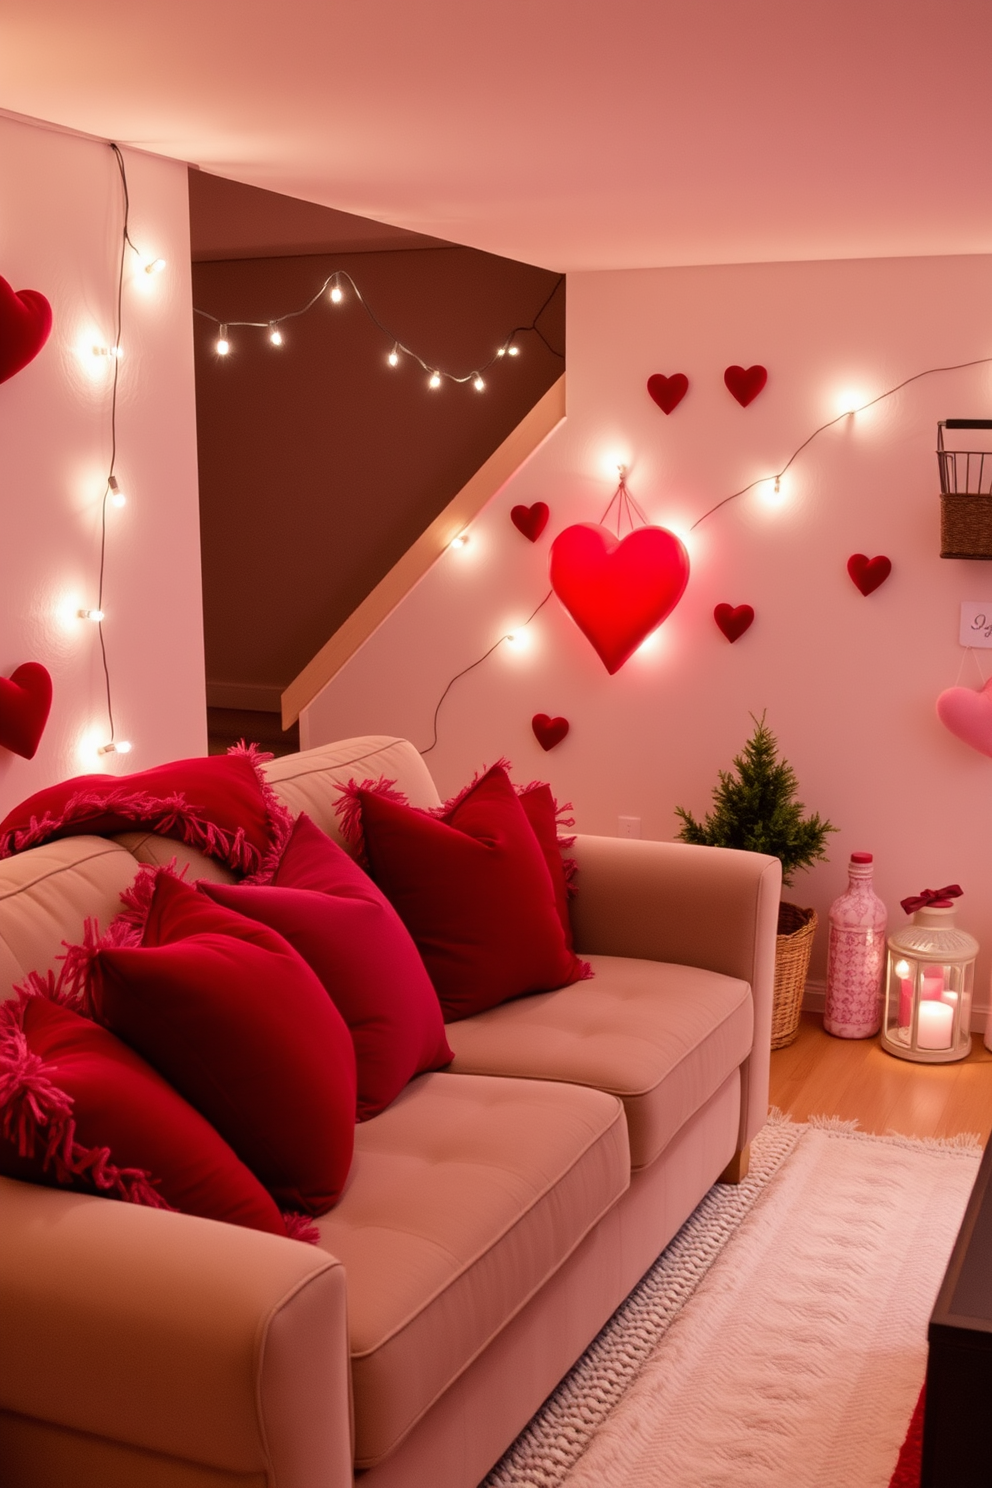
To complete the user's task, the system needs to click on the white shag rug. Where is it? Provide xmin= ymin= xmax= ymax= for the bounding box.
xmin=484 ymin=1115 xmax=981 ymax=1488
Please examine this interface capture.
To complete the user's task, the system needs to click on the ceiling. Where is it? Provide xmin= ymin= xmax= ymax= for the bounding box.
xmin=2 ymin=0 xmax=989 ymax=272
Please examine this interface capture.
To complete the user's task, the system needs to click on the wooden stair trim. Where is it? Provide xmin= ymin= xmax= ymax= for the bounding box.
xmin=281 ymin=373 xmax=566 ymax=727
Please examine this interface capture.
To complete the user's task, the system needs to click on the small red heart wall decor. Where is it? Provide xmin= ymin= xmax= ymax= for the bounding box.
xmin=714 ymin=603 xmax=754 ymax=643
xmin=511 ymin=502 xmax=550 ymax=542
xmin=532 ymin=714 xmax=570 ymax=751
xmin=0 ymin=277 xmax=53 ymax=386
xmin=549 ymin=523 xmax=690 ymax=675
xmin=724 ymin=364 xmax=767 ymax=407
xmin=847 ymin=554 xmax=891 ymax=596
xmin=937 ymin=679 xmax=992 ymax=757
xmin=646 ymin=372 xmax=689 ymax=415
xmin=0 ymin=663 xmax=53 ymax=759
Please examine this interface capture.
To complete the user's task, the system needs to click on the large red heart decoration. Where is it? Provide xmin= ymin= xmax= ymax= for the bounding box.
xmin=511 ymin=502 xmax=550 ymax=542
xmin=937 ymin=678 xmax=992 ymax=757
xmin=724 ymin=364 xmax=767 ymax=407
xmin=550 ymin=523 xmax=690 ymax=675
xmin=0 ymin=663 xmax=53 ymax=759
xmin=531 ymin=713 xmax=569 ymax=751
xmin=0 ymin=278 xmax=53 ymax=386
xmin=646 ymin=372 xmax=689 ymax=415
xmin=847 ymin=553 xmax=892 ymax=596
xmin=714 ymin=603 xmax=754 ymax=643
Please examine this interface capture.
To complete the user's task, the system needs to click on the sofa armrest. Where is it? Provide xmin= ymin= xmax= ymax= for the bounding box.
xmin=0 ymin=1178 xmax=353 ymax=1488
xmin=569 ymin=835 xmax=781 ymax=1149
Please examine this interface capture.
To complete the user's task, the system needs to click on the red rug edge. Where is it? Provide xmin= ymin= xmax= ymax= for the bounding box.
xmin=888 ymin=1382 xmax=925 ymax=1488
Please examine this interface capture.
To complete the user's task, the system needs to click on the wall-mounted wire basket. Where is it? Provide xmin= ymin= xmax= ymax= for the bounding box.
xmin=938 ymin=419 xmax=992 ymax=559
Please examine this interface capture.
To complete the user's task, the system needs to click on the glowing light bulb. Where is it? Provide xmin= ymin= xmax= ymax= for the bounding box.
xmin=216 ymin=325 xmax=230 ymax=356
xmin=505 ymin=629 xmax=530 ymax=650
xmin=428 ymin=371 xmax=442 ymax=389
xmin=507 ymin=345 xmax=519 ymax=357
xmin=144 ymin=257 xmax=166 ymax=275
xmin=895 ymin=960 xmax=911 ymax=978
xmin=330 ymin=282 xmax=344 ymax=304
xmin=837 ymin=390 xmax=865 ymax=416
xmin=473 ymin=374 xmax=485 ymax=391
xmin=449 ymin=533 xmax=470 ymax=550
xmin=98 ymin=739 xmax=132 ymax=756
xmin=496 ymin=347 xmax=506 ymax=358
xmin=388 ymin=345 xmax=400 ymax=367
xmin=78 ymin=608 xmax=105 ymax=623
xmin=109 ymin=344 xmax=123 ymax=360
xmin=107 ymin=475 xmax=126 ymax=507
xmin=268 ymin=323 xmax=283 ymax=346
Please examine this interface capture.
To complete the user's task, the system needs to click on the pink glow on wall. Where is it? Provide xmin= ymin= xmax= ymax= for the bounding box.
xmin=304 ymin=253 xmax=992 ymax=1009
xmin=0 ymin=115 xmax=206 ymax=816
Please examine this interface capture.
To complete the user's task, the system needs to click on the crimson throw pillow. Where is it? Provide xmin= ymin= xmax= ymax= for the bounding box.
xmin=340 ymin=765 xmax=589 ymax=1021
xmin=89 ymin=873 xmax=357 ymax=1215
xmin=0 ymin=992 xmax=290 ymax=1237
xmin=0 ymin=745 xmax=293 ymax=876
xmin=200 ymin=814 xmax=453 ymax=1120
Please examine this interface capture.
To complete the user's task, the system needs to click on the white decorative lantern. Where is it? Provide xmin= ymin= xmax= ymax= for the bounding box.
xmin=881 ymin=887 xmax=977 ymax=1064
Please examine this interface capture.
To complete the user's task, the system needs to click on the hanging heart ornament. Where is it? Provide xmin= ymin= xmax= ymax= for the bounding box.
xmin=0 ymin=663 xmax=53 ymax=759
xmin=550 ymin=523 xmax=690 ymax=674
xmin=0 ymin=277 xmax=53 ymax=386
xmin=936 ymin=677 xmax=992 ymax=758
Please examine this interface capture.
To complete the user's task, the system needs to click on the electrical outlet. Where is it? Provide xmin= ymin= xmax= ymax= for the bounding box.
xmin=618 ymin=816 xmax=641 ymax=839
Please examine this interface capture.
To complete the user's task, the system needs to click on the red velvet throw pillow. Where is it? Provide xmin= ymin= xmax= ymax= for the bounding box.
xmin=0 ymin=745 xmax=293 ymax=877
xmin=200 ymin=815 xmax=453 ymax=1120
xmin=89 ymin=873 xmax=357 ymax=1215
xmin=0 ymin=993 xmax=290 ymax=1237
xmin=339 ymin=765 xmax=589 ymax=1021
xmin=517 ymin=782 xmax=576 ymax=950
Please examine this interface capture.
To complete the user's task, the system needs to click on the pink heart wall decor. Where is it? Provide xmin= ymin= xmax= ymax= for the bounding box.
xmin=0 ymin=663 xmax=53 ymax=759
xmin=531 ymin=714 xmax=569 ymax=751
xmin=714 ymin=603 xmax=754 ymax=643
xmin=549 ymin=523 xmax=690 ymax=675
xmin=0 ymin=278 xmax=53 ymax=386
xmin=646 ymin=373 xmax=689 ymax=414
xmin=511 ymin=502 xmax=550 ymax=542
xmin=936 ymin=678 xmax=992 ymax=757
xmin=724 ymin=364 xmax=767 ymax=407
xmin=848 ymin=553 xmax=892 ymax=596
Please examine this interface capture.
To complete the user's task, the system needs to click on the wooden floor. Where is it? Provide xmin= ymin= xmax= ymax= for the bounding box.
xmin=769 ymin=1012 xmax=992 ymax=1144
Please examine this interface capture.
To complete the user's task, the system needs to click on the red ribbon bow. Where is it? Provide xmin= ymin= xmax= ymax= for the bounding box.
xmin=900 ymin=884 xmax=963 ymax=915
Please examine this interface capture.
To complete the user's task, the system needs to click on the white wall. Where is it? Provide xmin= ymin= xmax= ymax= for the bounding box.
xmin=0 ymin=114 xmax=205 ymax=816
xmin=304 ymin=253 xmax=992 ymax=1006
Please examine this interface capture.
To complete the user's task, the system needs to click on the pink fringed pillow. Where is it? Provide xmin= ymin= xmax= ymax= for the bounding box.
xmin=338 ymin=764 xmax=589 ymax=1022
xmin=0 ymin=745 xmax=293 ymax=877
xmin=87 ymin=872 xmax=357 ymax=1216
xmin=200 ymin=814 xmax=453 ymax=1120
xmin=0 ymin=991 xmax=298 ymax=1237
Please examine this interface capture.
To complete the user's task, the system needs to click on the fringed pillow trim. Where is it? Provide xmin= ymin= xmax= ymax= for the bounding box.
xmin=0 ymin=995 xmax=172 ymax=1210
xmin=228 ymin=741 xmax=296 ymax=885
xmin=431 ymin=759 xmax=513 ymax=820
xmin=0 ymin=786 xmax=262 ymax=875
xmin=516 ymin=779 xmax=579 ymax=895
xmin=333 ymin=776 xmax=406 ymax=868
xmin=281 ymin=1210 xmax=322 ymax=1245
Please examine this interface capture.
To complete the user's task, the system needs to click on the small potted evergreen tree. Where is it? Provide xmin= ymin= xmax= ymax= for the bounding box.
xmin=674 ymin=714 xmax=836 ymax=1048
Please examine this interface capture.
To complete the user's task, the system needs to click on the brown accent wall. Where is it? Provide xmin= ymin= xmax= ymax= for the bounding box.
xmin=192 ymin=246 xmax=564 ymax=708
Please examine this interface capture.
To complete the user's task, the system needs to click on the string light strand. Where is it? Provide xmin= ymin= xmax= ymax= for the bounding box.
xmin=690 ymin=355 xmax=992 ymax=531
xmin=193 ymin=271 xmax=565 ymax=388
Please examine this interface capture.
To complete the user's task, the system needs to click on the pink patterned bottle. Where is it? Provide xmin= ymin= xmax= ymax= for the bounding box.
xmin=823 ymin=852 xmax=888 ymax=1038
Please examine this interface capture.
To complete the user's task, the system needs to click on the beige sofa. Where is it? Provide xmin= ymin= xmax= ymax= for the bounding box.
xmin=0 ymin=736 xmax=781 ymax=1488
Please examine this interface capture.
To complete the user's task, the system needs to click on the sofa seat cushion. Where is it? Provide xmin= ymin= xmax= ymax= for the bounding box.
xmin=444 ymin=954 xmax=753 ymax=1171
xmin=314 ymin=1071 xmax=628 ymax=1468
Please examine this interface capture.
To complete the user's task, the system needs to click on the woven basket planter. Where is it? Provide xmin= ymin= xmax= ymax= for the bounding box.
xmin=771 ymin=902 xmax=818 ymax=1050
xmin=939 ymin=492 xmax=992 ymax=560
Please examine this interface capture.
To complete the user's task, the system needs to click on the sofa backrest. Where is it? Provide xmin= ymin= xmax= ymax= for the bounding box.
xmin=0 ymin=736 xmax=439 ymax=1002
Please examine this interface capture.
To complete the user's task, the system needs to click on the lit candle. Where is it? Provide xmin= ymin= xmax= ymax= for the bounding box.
xmin=921 ymin=967 xmax=945 ymax=1000
xmin=917 ymin=999 xmax=953 ymax=1050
